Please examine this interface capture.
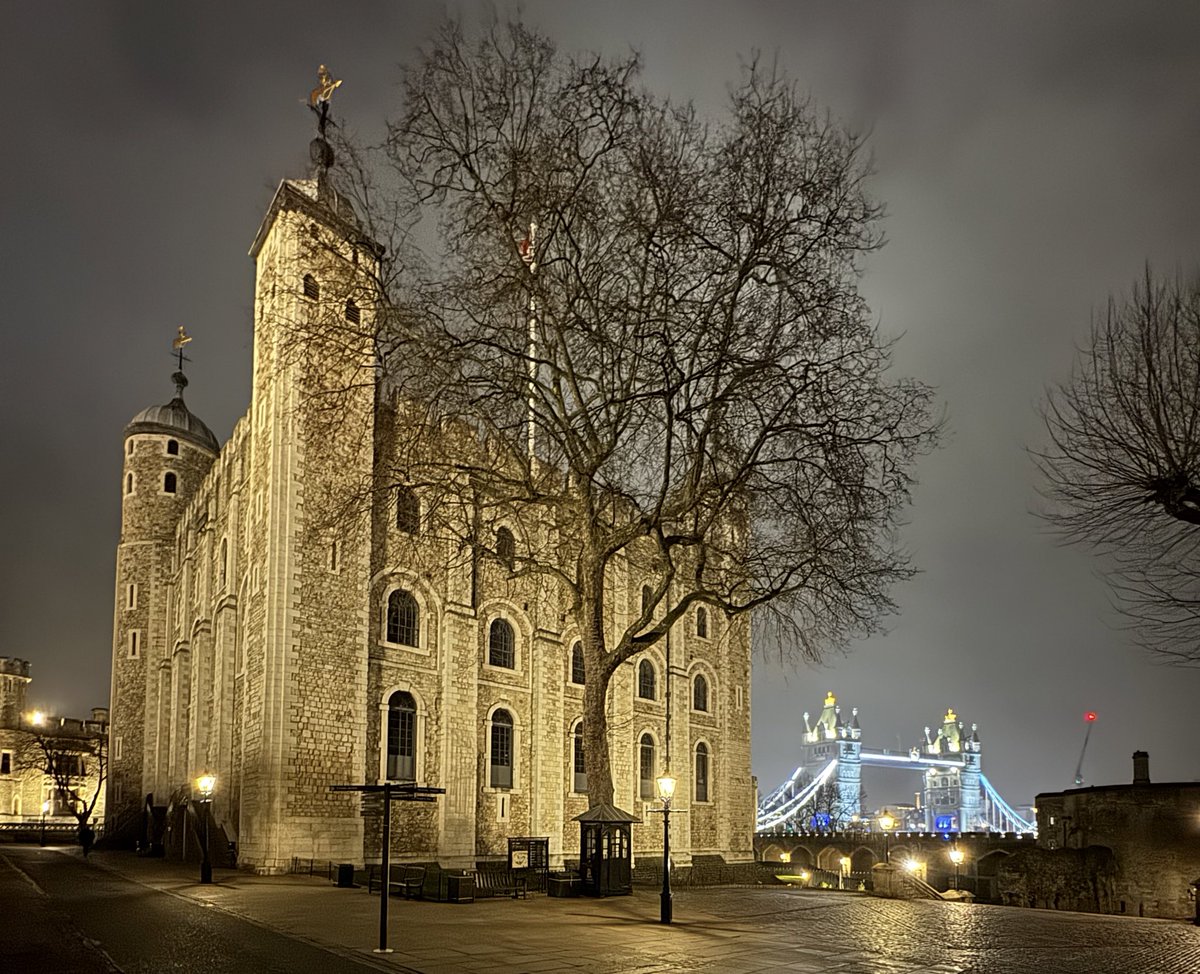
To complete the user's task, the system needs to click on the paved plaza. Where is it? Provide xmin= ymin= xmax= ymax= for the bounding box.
xmin=5 ymin=845 xmax=1199 ymax=973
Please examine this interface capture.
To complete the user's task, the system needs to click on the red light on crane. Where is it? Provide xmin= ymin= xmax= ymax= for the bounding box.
xmin=1085 ymin=711 xmax=1097 ymax=722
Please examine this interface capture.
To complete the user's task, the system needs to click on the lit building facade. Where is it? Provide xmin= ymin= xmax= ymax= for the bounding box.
xmin=107 ymin=152 xmax=756 ymax=874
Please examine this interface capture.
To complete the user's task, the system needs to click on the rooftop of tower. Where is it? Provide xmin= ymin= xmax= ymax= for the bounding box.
xmin=125 ymin=370 xmax=219 ymax=454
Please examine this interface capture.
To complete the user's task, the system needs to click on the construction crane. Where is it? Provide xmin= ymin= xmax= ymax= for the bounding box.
xmin=1073 ymin=711 xmax=1097 ymax=786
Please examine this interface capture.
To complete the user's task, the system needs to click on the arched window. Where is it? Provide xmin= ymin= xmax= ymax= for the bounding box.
xmin=396 ymin=487 xmax=419 ymax=534
xmin=166 ymin=439 xmax=179 ymax=456
xmin=695 ymin=743 xmax=710 ymax=802
xmin=570 ymin=642 xmax=585 ymax=685
xmin=344 ymin=298 xmax=360 ymax=324
xmin=638 ymin=734 xmax=656 ymax=800
xmin=302 ymin=273 xmax=320 ymax=300
xmin=386 ymin=589 xmax=419 ymax=647
xmin=386 ymin=691 xmax=416 ymax=781
xmin=696 ymin=606 xmax=708 ymax=639
xmin=641 ymin=584 xmax=653 ymax=616
xmin=163 ymin=472 xmax=177 ymax=494
xmin=490 ymin=709 xmax=513 ymax=788
xmin=489 ymin=618 xmax=515 ymax=668
xmin=125 ymin=473 xmax=134 ymax=495
xmin=693 ymin=674 xmax=709 ymax=712
xmin=495 ymin=527 xmax=515 ymax=568
xmin=637 ymin=659 xmax=656 ymax=700
xmin=220 ymin=539 xmax=228 ymax=588
xmin=572 ymin=722 xmax=587 ymax=793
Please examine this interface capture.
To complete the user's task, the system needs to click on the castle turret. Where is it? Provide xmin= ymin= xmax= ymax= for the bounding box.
xmin=109 ymin=365 xmax=218 ymax=833
xmin=0 ymin=657 xmax=32 ymax=728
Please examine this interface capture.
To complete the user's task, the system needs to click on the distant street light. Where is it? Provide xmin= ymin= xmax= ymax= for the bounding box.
xmin=949 ymin=847 xmax=965 ymax=890
xmin=656 ymin=772 xmax=676 ymax=924
xmin=878 ymin=809 xmax=896 ymax=865
xmin=40 ymin=799 xmax=50 ymax=846
xmin=196 ymin=774 xmax=216 ymax=884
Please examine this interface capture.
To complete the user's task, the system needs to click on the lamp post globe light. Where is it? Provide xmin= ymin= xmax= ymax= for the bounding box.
xmin=196 ymin=774 xmax=216 ymax=884
xmin=949 ymin=847 xmax=965 ymax=891
xmin=878 ymin=809 xmax=896 ymax=865
xmin=656 ymin=772 xmax=676 ymax=924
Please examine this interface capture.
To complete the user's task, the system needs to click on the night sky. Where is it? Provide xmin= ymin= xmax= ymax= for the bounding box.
xmin=4 ymin=2 xmax=1198 ymax=813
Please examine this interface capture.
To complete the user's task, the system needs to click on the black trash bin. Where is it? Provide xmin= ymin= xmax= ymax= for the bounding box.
xmin=336 ymin=863 xmax=355 ymax=888
xmin=447 ymin=873 xmax=475 ymax=903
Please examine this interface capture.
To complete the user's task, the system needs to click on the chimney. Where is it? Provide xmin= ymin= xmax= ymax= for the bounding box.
xmin=1132 ymin=750 xmax=1150 ymax=785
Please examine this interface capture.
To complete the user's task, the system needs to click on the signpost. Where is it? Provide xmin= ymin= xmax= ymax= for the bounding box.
xmin=331 ymin=782 xmax=444 ymax=954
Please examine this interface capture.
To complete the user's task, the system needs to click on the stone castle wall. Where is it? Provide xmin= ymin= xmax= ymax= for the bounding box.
xmin=111 ymin=177 xmax=756 ymax=873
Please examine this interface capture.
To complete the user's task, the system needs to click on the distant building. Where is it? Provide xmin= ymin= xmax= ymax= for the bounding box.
xmin=0 ymin=657 xmax=108 ymax=829
xmin=106 ymin=132 xmax=755 ymax=874
xmin=1034 ymin=751 xmax=1200 ymax=920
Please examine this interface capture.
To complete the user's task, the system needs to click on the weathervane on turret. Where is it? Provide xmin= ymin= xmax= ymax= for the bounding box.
xmin=308 ymin=64 xmax=342 ymax=173
xmin=171 ymin=325 xmax=193 ymax=397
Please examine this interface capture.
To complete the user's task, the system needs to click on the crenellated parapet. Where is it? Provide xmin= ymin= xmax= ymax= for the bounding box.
xmin=0 ymin=657 xmax=32 ymax=679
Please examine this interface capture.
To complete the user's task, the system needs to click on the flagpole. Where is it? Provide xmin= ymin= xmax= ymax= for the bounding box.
xmin=524 ymin=222 xmax=538 ymax=463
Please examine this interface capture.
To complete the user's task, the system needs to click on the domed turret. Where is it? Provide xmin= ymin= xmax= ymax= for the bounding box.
xmin=124 ymin=371 xmax=219 ymax=454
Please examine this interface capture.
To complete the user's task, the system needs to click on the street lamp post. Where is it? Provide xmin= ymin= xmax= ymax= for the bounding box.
xmin=196 ymin=774 xmax=216 ymax=884
xmin=878 ymin=809 xmax=896 ymax=865
xmin=656 ymin=772 xmax=676 ymax=924
xmin=40 ymin=799 xmax=50 ymax=846
xmin=949 ymin=847 xmax=965 ymax=891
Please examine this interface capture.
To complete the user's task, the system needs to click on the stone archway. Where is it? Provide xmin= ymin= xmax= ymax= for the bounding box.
xmin=975 ymin=849 xmax=1010 ymax=902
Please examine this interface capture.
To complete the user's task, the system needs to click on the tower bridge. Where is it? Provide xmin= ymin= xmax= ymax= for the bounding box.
xmin=756 ymin=692 xmax=1035 ymax=835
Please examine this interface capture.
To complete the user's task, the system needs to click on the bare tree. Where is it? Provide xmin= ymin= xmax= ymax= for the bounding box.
xmin=307 ymin=20 xmax=937 ymax=807
xmin=30 ymin=727 xmax=107 ymax=833
xmin=1036 ymin=268 xmax=1200 ymax=664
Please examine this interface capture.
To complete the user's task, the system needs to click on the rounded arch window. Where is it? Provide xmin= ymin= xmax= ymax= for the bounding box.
xmin=490 ymin=709 xmax=514 ymax=789
xmin=693 ymin=673 xmax=709 ymax=712
xmin=166 ymin=439 xmax=179 ymax=456
xmin=386 ymin=691 xmax=416 ymax=781
xmin=345 ymin=298 xmax=360 ymax=324
xmin=696 ymin=606 xmax=708 ymax=638
xmin=386 ymin=589 xmax=419 ymax=647
xmin=640 ymin=584 xmax=653 ymax=616
xmin=572 ymin=722 xmax=587 ymax=793
xmin=396 ymin=487 xmax=419 ymax=534
xmin=496 ymin=526 xmax=515 ymax=568
xmin=489 ymin=618 xmax=515 ymax=668
xmin=637 ymin=659 xmax=657 ymax=700
xmin=163 ymin=472 xmax=177 ymax=494
xmin=570 ymin=641 xmax=585 ymax=685
xmin=302 ymin=273 xmax=320 ymax=300
xmin=695 ymin=742 xmax=710 ymax=802
xmin=638 ymin=733 xmax=656 ymax=800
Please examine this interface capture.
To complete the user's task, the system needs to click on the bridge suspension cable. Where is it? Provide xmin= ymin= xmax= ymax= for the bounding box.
xmin=979 ymin=774 xmax=1036 ymax=833
xmin=756 ymin=758 xmax=838 ymax=831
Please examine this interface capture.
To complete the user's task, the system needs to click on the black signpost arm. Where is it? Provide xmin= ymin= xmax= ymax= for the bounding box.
xmin=328 ymin=782 xmax=443 ymax=956
xmin=376 ymin=782 xmax=392 ymax=954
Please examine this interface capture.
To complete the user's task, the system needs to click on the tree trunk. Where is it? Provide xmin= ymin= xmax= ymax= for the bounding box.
xmin=578 ymin=563 xmax=615 ymax=808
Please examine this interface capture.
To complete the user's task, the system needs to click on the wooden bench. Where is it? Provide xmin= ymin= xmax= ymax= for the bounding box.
xmin=368 ymin=863 xmax=426 ymax=899
xmin=472 ymin=867 xmax=527 ymax=899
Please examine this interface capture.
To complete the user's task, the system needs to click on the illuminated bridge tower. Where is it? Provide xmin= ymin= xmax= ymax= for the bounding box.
xmin=800 ymin=692 xmax=862 ymax=826
xmin=920 ymin=708 xmax=982 ymax=831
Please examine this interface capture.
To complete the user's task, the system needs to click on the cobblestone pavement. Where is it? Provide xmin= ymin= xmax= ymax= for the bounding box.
xmin=688 ymin=888 xmax=1200 ymax=973
xmin=28 ymin=849 xmax=1200 ymax=973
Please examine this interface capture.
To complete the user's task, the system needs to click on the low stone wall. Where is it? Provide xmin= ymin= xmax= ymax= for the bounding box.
xmin=632 ymin=854 xmax=777 ymax=887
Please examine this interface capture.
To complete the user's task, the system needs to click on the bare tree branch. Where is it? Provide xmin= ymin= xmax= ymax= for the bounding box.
xmin=1035 ymin=267 xmax=1200 ymax=663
